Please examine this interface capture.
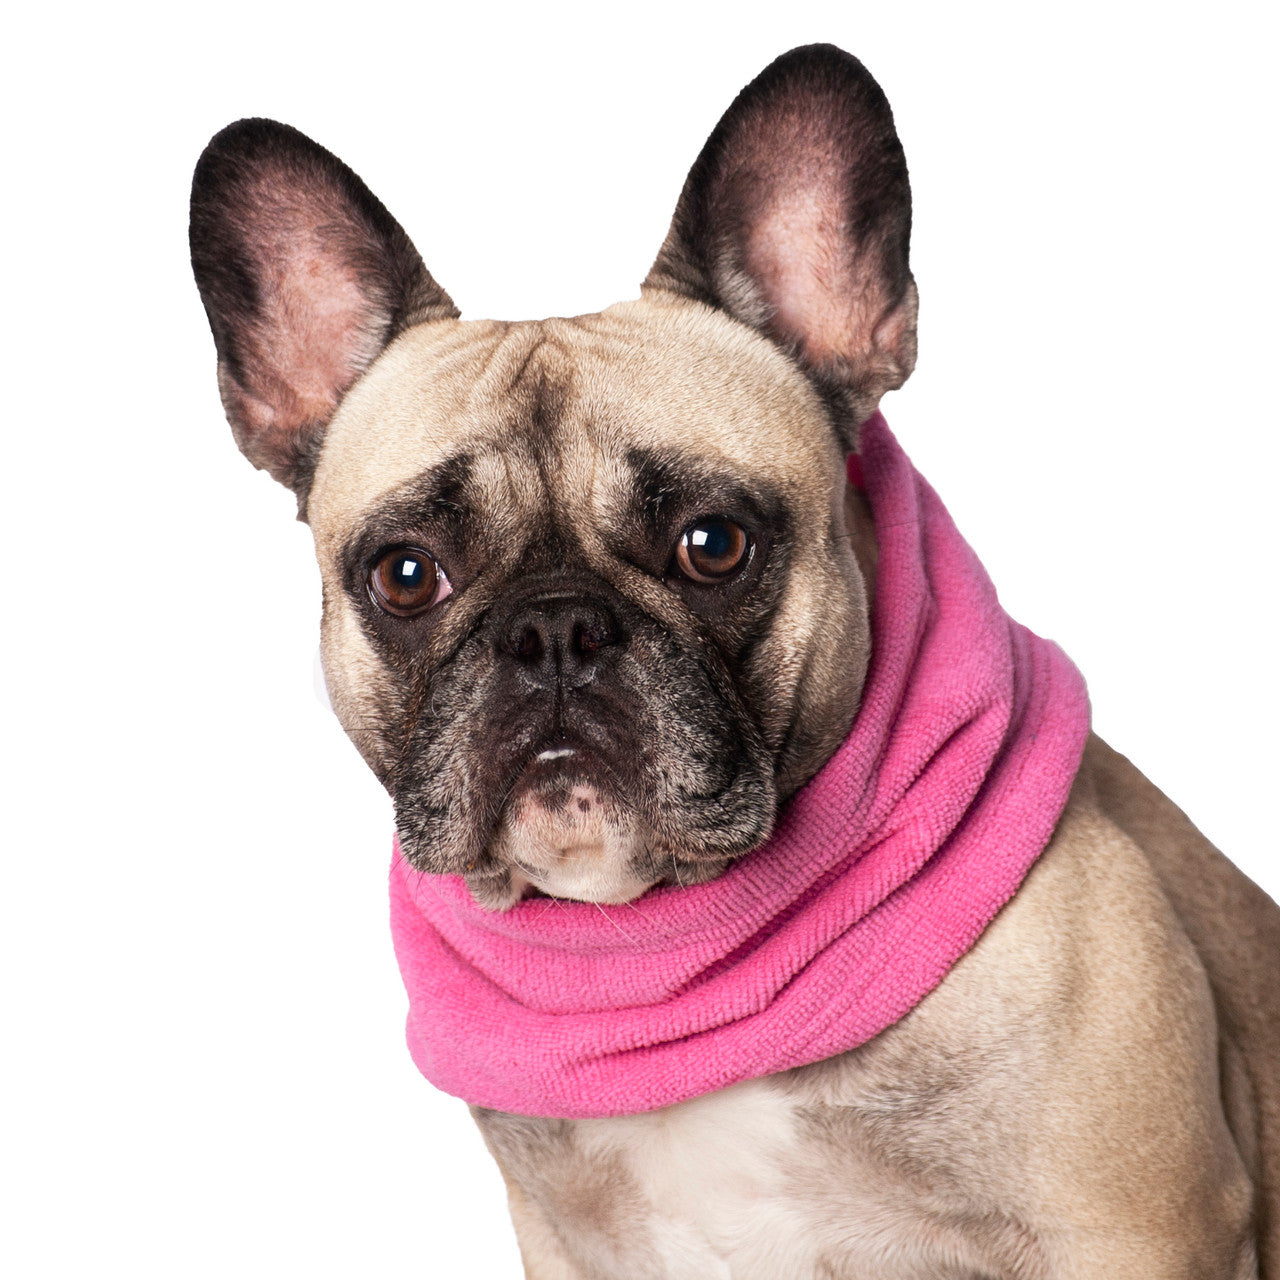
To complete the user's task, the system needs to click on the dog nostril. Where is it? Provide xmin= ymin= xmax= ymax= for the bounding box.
xmin=574 ymin=620 xmax=615 ymax=654
xmin=512 ymin=626 xmax=543 ymax=662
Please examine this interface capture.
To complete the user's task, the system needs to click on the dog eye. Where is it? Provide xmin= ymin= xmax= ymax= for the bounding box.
xmin=674 ymin=518 xmax=750 ymax=584
xmin=367 ymin=547 xmax=452 ymax=616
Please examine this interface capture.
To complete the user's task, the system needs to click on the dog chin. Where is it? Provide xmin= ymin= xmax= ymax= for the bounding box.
xmin=487 ymin=777 xmax=660 ymax=908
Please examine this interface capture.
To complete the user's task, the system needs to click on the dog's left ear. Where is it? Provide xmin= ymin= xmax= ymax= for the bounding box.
xmin=646 ymin=44 xmax=916 ymax=438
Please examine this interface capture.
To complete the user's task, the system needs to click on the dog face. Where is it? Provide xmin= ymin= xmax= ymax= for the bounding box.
xmin=309 ymin=303 xmax=867 ymax=907
xmin=191 ymin=45 xmax=917 ymax=907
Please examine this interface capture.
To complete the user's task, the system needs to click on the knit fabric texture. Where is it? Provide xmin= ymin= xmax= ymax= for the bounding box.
xmin=389 ymin=412 xmax=1091 ymax=1119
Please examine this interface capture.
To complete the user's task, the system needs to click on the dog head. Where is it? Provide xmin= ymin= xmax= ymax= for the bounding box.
xmin=190 ymin=45 xmax=916 ymax=908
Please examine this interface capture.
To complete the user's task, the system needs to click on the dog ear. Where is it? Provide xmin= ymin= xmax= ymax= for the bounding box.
xmin=190 ymin=119 xmax=457 ymax=503
xmin=646 ymin=44 xmax=916 ymax=434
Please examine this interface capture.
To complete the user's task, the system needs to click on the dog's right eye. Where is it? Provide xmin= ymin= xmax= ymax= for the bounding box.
xmin=367 ymin=547 xmax=451 ymax=616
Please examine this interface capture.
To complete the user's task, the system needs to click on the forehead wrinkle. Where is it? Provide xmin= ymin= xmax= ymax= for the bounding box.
xmin=465 ymin=322 xmax=552 ymax=412
xmin=496 ymin=337 xmax=598 ymax=568
xmin=531 ymin=407 xmax=666 ymax=591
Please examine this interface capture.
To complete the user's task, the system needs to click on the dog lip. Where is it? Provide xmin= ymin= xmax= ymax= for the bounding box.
xmin=510 ymin=738 xmax=621 ymax=799
xmin=521 ymin=741 xmax=603 ymax=781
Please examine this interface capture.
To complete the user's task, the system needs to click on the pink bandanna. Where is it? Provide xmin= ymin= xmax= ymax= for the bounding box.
xmin=390 ymin=412 xmax=1090 ymax=1118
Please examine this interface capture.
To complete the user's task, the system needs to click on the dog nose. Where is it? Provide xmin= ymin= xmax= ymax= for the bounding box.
xmin=502 ymin=594 xmax=623 ymax=689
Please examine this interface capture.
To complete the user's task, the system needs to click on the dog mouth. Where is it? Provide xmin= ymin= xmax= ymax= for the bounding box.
xmin=482 ymin=738 xmax=665 ymax=908
xmin=391 ymin=712 xmax=775 ymax=910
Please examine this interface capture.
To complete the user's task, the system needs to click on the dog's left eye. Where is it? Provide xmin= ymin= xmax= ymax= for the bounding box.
xmin=674 ymin=518 xmax=751 ymax=584
xmin=368 ymin=547 xmax=452 ymax=616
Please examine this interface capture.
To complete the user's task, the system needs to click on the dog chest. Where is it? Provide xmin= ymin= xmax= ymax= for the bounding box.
xmin=478 ymin=1073 xmax=1037 ymax=1280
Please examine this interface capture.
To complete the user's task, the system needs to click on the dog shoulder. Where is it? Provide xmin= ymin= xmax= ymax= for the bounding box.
xmin=1082 ymin=734 xmax=1280 ymax=1266
xmin=1081 ymin=733 xmax=1280 ymax=1036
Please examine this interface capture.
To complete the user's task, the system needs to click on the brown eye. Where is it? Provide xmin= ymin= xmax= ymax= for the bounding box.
xmin=674 ymin=518 xmax=750 ymax=584
xmin=368 ymin=547 xmax=450 ymax=616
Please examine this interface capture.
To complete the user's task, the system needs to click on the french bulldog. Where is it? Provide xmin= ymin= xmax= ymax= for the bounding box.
xmin=191 ymin=43 xmax=1278 ymax=1280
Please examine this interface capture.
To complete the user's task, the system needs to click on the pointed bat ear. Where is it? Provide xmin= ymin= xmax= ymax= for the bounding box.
xmin=190 ymin=119 xmax=458 ymax=506
xmin=646 ymin=45 xmax=916 ymax=439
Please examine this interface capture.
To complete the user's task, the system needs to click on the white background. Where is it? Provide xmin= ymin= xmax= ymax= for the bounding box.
xmin=4 ymin=2 xmax=1276 ymax=1275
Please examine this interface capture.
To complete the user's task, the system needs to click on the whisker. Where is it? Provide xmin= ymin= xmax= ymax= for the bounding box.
xmin=594 ymin=901 xmax=639 ymax=946
xmin=622 ymin=897 xmax=675 ymax=944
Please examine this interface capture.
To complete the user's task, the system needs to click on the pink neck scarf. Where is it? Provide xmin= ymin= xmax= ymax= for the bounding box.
xmin=390 ymin=413 xmax=1090 ymax=1119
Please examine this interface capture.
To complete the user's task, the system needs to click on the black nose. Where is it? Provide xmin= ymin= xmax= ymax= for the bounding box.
xmin=501 ymin=593 xmax=623 ymax=690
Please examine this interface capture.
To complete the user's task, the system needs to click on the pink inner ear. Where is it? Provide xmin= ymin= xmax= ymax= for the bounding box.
xmin=237 ymin=174 xmax=390 ymax=435
xmin=731 ymin=96 xmax=906 ymax=379
xmin=747 ymin=182 xmax=874 ymax=368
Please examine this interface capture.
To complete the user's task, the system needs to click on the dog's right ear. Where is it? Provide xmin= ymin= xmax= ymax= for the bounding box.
xmin=190 ymin=120 xmax=457 ymax=506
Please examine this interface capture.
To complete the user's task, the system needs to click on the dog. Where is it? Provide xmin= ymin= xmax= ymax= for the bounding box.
xmin=191 ymin=43 xmax=1278 ymax=1279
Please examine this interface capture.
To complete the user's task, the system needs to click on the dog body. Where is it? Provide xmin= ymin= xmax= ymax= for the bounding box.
xmin=191 ymin=45 xmax=1279 ymax=1278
